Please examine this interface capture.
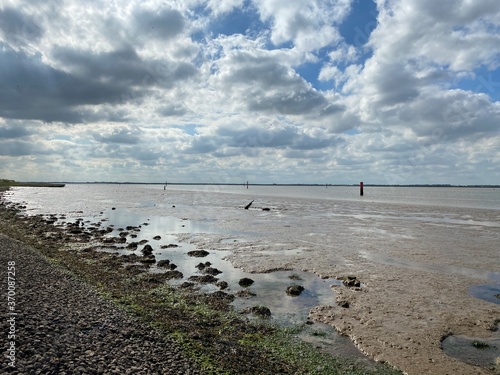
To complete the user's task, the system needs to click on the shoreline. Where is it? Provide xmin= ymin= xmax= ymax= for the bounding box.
xmin=0 ymin=188 xmax=401 ymax=374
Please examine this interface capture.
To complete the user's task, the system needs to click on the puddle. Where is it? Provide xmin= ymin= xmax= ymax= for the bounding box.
xmin=298 ymin=322 xmax=378 ymax=366
xmin=469 ymin=284 xmax=500 ymax=305
xmin=442 ymin=334 xmax=500 ymax=370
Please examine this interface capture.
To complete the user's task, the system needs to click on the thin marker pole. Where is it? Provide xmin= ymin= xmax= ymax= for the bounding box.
xmin=360 ymin=181 xmax=364 ymax=196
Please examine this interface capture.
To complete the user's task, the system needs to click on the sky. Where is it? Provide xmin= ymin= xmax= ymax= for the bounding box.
xmin=1 ymin=0 xmax=499 ymax=185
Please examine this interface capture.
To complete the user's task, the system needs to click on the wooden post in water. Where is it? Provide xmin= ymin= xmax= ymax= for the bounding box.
xmin=360 ymin=181 xmax=364 ymax=196
xmin=246 ymin=181 xmax=249 ymax=189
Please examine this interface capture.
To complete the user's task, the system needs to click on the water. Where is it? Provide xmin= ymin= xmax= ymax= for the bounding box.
xmin=3 ymin=184 xmax=500 ymax=366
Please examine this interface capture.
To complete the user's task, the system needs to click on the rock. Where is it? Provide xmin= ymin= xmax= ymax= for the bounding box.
xmin=238 ymin=278 xmax=254 ymax=288
xmin=337 ymin=300 xmax=350 ymax=308
xmin=196 ymin=262 xmax=206 ymax=270
xmin=342 ymin=275 xmax=361 ymax=288
xmin=169 ymin=263 xmax=177 ymax=270
xmin=236 ymin=289 xmax=256 ymax=298
xmin=188 ymin=275 xmax=218 ymax=284
xmin=164 ymin=270 xmax=183 ymax=280
xmin=139 ymin=239 xmax=148 ymax=245
xmin=216 ymin=281 xmax=229 ymax=290
xmin=157 ymin=260 xmax=170 ymax=268
xmin=160 ymin=244 xmax=179 ymax=249
xmin=202 ymin=267 xmax=222 ymax=276
xmin=141 ymin=245 xmax=153 ymax=256
xmin=140 ymin=255 xmax=156 ymax=264
xmin=471 ymin=341 xmax=490 ymax=349
xmin=243 ymin=306 xmax=271 ymax=318
xmin=187 ymin=250 xmax=209 ymax=257
xmin=262 ymin=208 xmax=271 ymax=211
xmin=126 ymin=242 xmax=139 ymax=249
xmin=209 ymin=291 xmax=235 ymax=303
xmin=286 ymin=284 xmax=305 ymax=296
xmin=153 ymin=235 xmax=161 ymax=240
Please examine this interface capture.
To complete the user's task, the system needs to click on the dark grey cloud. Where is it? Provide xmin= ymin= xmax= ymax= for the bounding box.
xmin=247 ymin=90 xmax=327 ymax=115
xmin=220 ymin=51 xmax=329 ymax=115
xmin=52 ymin=46 xmax=151 ymax=86
xmin=0 ymin=139 xmax=50 ymax=156
xmin=371 ymin=62 xmax=421 ymax=107
xmin=0 ymin=44 xmax=131 ymax=122
xmin=398 ymin=91 xmax=500 ymax=140
xmin=52 ymin=46 xmax=198 ymax=90
xmin=0 ymin=43 xmax=198 ymax=123
xmin=185 ymin=124 xmax=341 ymax=155
xmin=157 ymin=104 xmax=188 ymax=117
xmin=134 ymin=8 xmax=185 ymax=40
xmin=0 ymin=7 xmax=43 ymax=46
xmin=217 ymin=125 xmax=296 ymax=148
xmin=186 ymin=136 xmax=219 ymax=154
xmin=93 ymin=126 xmax=143 ymax=145
xmin=0 ymin=124 xmax=32 ymax=139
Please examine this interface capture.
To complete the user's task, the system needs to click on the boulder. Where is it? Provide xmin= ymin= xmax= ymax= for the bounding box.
xmin=216 ymin=281 xmax=229 ymax=290
xmin=238 ymin=278 xmax=254 ymax=288
xmin=286 ymin=285 xmax=305 ymax=296
xmin=187 ymin=250 xmax=210 ymax=257
xmin=157 ymin=260 xmax=170 ymax=268
xmin=342 ymin=276 xmax=361 ymax=288
xmin=202 ymin=267 xmax=222 ymax=276
xmin=188 ymin=275 xmax=218 ymax=284
xmin=160 ymin=244 xmax=179 ymax=249
xmin=243 ymin=306 xmax=271 ymax=318
xmin=141 ymin=244 xmax=154 ymax=256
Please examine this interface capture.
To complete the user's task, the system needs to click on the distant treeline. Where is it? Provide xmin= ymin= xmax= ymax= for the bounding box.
xmin=0 ymin=179 xmax=65 ymax=188
xmin=69 ymin=181 xmax=500 ymax=188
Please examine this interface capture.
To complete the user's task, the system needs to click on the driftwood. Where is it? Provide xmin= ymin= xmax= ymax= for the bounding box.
xmin=244 ymin=200 xmax=254 ymax=209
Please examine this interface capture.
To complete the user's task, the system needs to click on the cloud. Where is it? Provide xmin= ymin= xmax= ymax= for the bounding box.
xmin=213 ymin=48 xmax=333 ymax=115
xmin=0 ymin=6 xmax=43 ymax=46
xmin=93 ymin=126 xmax=143 ymax=145
xmin=0 ymin=0 xmax=499 ymax=184
xmin=253 ymin=0 xmax=352 ymax=51
xmin=133 ymin=7 xmax=186 ymax=40
xmin=0 ymin=44 xmax=129 ymax=122
xmin=0 ymin=123 xmax=32 ymax=138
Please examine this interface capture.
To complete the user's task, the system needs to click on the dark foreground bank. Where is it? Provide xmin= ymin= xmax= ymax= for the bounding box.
xmin=0 ymin=188 xmax=402 ymax=374
xmin=0 ymin=233 xmax=200 ymax=374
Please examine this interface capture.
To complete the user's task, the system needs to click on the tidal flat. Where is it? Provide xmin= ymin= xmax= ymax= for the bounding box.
xmin=0 ymin=187 xmax=402 ymax=374
xmin=2 ymin=183 xmax=500 ymax=374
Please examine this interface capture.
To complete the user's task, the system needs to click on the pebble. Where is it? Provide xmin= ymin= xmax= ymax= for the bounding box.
xmin=0 ymin=233 xmax=201 ymax=374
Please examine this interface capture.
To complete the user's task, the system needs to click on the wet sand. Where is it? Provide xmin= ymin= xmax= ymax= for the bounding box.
xmin=215 ymin=203 xmax=500 ymax=375
xmin=3 ymin=185 xmax=500 ymax=374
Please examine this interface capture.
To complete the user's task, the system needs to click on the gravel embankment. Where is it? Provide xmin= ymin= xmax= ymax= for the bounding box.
xmin=0 ymin=233 xmax=201 ymax=374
